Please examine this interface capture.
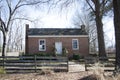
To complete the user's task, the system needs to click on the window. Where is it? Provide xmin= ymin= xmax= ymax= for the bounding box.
xmin=39 ymin=39 xmax=46 ymax=51
xmin=72 ymin=39 xmax=79 ymax=50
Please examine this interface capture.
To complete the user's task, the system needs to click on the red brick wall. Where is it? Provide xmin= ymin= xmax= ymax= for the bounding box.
xmin=27 ymin=36 xmax=89 ymax=57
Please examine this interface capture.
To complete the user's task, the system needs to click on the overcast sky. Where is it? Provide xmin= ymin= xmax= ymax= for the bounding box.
xmin=23 ymin=3 xmax=77 ymax=28
xmin=23 ymin=3 xmax=114 ymax=47
xmin=0 ymin=0 xmax=115 ymax=48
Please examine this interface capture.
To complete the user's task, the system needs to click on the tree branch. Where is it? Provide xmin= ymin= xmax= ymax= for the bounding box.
xmin=101 ymin=0 xmax=107 ymax=16
xmin=0 ymin=17 xmax=6 ymax=32
xmin=17 ymin=0 xmax=51 ymax=9
xmin=6 ymin=0 xmax=12 ymax=14
xmin=86 ymin=0 xmax=95 ymax=13
xmin=11 ymin=17 xmax=34 ymax=22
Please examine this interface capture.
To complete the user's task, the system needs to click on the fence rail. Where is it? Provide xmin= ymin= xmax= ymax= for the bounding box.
xmin=0 ymin=56 xmax=115 ymax=73
xmin=85 ymin=56 xmax=115 ymax=71
xmin=0 ymin=56 xmax=68 ymax=73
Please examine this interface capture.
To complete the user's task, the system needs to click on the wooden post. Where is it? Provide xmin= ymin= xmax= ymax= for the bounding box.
xmin=34 ymin=55 xmax=37 ymax=72
xmin=2 ymin=56 xmax=5 ymax=69
xmin=67 ymin=58 xmax=69 ymax=72
xmin=85 ymin=57 xmax=87 ymax=71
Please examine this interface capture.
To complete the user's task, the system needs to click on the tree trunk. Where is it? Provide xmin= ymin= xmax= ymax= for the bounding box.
xmin=113 ymin=0 xmax=120 ymax=70
xmin=96 ymin=16 xmax=106 ymax=57
xmin=2 ymin=31 xmax=7 ymax=68
xmin=2 ymin=31 xmax=7 ymax=56
xmin=2 ymin=32 xmax=7 ymax=57
xmin=95 ymin=1 xmax=106 ymax=57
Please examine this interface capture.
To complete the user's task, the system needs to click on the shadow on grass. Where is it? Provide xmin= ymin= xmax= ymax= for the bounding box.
xmin=79 ymin=74 xmax=100 ymax=80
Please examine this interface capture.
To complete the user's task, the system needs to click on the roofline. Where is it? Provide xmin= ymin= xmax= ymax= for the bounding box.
xmin=28 ymin=35 xmax=89 ymax=38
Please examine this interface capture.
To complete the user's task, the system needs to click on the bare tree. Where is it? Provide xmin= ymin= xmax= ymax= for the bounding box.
xmin=0 ymin=0 xmax=51 ymax=57
xmin=12 ymin=21 xmax=23 ymax=51
xmin=7 ymin=20 xmax=23 ymax=52
xmin=85 ymin=0 xmax=113 ymax=57
xmin=47 ymin=0 xmax=112 ymax=58
xmin=72 ymin=10 xmax=98 ymax=54
xmin=113 ymin=0 xmax=120 ymax=71
xmin=0 ymin=32 xmax=1 ymax=52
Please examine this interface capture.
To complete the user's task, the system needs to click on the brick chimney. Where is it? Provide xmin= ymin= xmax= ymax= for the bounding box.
xmin=26 ymin=24 xmax=29 ymax=32
xmin=81 ymin=25 xmax=85 ymax=31
xmin=25 ymin=24 xmax=29 ymax=54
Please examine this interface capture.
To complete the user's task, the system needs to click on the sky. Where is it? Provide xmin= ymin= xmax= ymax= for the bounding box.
xmin=23 ymin=4 xmax=115 ymax=47
xmin=24 ymin=5 xmax=76 ymax=28
xmin=0 ymin=0 xmax=115 ymax=49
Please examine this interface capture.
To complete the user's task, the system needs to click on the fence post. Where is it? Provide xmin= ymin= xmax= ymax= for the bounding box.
xmin=2 ymin=56 xmax=5 ymax=69
xmin=34 ymin=55 xmax=37 ymax=72
xmin=67 ymin=58 xmax=69 ymax=72
xmin=85 ymin=57 xmax=87 ymax=71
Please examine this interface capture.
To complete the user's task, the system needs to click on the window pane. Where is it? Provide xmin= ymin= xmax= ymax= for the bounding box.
xmin=39 ymin=40 xmax=46 ymax=51
xmin=42 ymin=45 xmax=45 ymax=49
xmin=40 ymin=40 xmax=44 ymax=45
xmin=72 ymin=39 xmax=79 ymax=50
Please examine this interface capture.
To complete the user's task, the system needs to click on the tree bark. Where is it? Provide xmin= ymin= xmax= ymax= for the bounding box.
xmin=2 ymin=31 xmax=7 ymax=68
xmin=94 ymin=1 xmax=106 ymax=57
xmin=2 ymin=32 xmax=7 ymax=57
xmin=96 ymin=16 xmax=106 ymax=57
xmin=113 ymin=0 xmax=120 ymax=70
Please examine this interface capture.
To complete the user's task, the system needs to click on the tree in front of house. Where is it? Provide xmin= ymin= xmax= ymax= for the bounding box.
xmin=113 ymin=0 xmax=120 ymax=71
xmin=86 ymin=0 xmax=113 ymax=57
xmin=47 ymin=0 xmax=113 ymax=58
xmin=72 ymin=9 xmax=98 ymax=55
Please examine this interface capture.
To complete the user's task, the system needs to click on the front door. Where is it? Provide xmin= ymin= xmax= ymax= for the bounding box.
xmin=55 ymin=42 xmax=62 ymax=54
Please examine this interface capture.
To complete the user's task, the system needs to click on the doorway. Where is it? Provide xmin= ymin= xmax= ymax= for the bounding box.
xmin=55 ymin=42 xmax=62 ymax=54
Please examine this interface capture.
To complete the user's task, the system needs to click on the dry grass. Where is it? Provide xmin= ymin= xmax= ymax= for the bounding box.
xmin=80 ymin=62 xmax=120 ymax=80
xmin=37 ymin=69 xmax=55 ymax=75
xmin=81 ymin=62 xmax=106 ymax=80
xmin=0 ymin=67 xmax=6 ymax=74
xmin=0 ymin=72 xmax=89 ymax=80
xmin=0 ymin=62 xmax=120 ymax=80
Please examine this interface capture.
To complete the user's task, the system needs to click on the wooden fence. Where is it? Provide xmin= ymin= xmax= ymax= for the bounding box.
xmin=85 ymin=56 xmax=115 ymax=72
xmin=0 ymin=56 xmax=68 ymax=73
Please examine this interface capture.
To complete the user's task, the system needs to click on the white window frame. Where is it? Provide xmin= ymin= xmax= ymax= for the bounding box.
xmin=72 ymin=39 xmax=79 ymax=50
xmin=39 ymin=39 xmax=46 ymax=51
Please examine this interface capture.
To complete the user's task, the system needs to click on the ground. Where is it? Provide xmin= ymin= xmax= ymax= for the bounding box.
xmin=0 ymin=72 xmax=89 ymax=80
xmin=0 ymin=61 xmax=116 ymax=80
xmin=0 ymin=62 xmax=87 ymax=80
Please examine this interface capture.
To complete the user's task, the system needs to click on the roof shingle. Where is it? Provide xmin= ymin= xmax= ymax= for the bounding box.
xmin=28 ymin=28 xmax=87 ymax=35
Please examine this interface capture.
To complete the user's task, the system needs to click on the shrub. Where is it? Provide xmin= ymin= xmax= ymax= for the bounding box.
xmin=38 ymin=69 xmax=54 ymax=75
xmin=72 ymin=54 xmax=80 ymax=60
xmin=62 ymin=48 xmax=68 ymax=56
xmin=52 ymin=47 xmax=57 ymax=56
xmin=22 ymin=53 xmax=55 ymax=57
xmin=20 ymin=53 xmax=57 ymax=60
xmin=19 ymin=52 xmax=25 ymax=56
xmin=89 ymin=54 xmax=98 ymax=57
xmin=0 ymin=67 xmax=6 ymax=74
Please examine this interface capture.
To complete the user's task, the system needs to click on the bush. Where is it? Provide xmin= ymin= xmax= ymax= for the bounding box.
xmin=38 ymin=69 xmax=54 ymax=75
xmin=72 ymin=54 xmax=80 ymax=60
xmin=22 ymin=53 xmax=56 ymax=57
xmin=62 ymin=48 xmax=68 ymax=56
xmin=19 ymin=52 xmax=25 ymax=56
xmin=0 ymin=67 xmax=6 ymax=74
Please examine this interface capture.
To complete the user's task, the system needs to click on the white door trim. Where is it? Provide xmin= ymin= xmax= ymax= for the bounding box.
xmin=55 ymin=42 xmax=62 ymax=54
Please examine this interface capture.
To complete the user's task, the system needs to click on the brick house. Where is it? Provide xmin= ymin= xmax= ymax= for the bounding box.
xmin=25 ymin=24 xmax=89 ymax=57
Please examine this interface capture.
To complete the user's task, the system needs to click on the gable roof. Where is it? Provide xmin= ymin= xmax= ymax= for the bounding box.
xmin=28 ymin=28 xmax=88 ymax=36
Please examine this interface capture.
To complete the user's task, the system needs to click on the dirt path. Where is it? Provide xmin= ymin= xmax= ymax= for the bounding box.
xmin=69 ymin=61 xmax=85 ymax=72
